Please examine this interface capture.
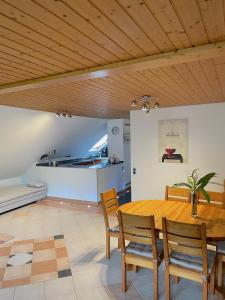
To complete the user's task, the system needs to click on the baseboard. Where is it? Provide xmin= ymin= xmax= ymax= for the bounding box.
xmin=46 ymin=196 xmax=99 ymax=207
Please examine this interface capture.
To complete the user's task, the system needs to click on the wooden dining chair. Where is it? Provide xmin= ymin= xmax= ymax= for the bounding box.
xmin=197 ymin=189 xmax=225 ymax=208
xmin=100 ymin=188 xmax=120 ymax=259
xmin=199 ymin=180 xmax=225 ymax=289
xmin=162 ymin=218 xmax=216 ymax=300
xmin=165 ymin=185 xmax=191 ymax=203
xmin=118 ymin=211 xmax=163 ymax=300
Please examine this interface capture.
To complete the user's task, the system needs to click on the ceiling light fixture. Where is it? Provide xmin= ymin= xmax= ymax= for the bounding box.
xmin=131 ymin=95 xmax=159 ymax=114
xmin=131 ymin=99 xmax=138 ymax=107
xmin=55 ymin=111 xmax=73 ymax=119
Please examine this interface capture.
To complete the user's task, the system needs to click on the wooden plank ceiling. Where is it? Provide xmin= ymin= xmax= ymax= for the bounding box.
xmin=0 ymin=0 xmax=225 ymax=118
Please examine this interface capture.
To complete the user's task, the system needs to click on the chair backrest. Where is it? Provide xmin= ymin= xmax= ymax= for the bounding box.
xmin=165 ymin=185 xmax=191 ymax=203
xmin=118 ymin=211 xmax=158 ymax=260
xmin=198 ymin=181 xmax=225 ymax=208
xmin=162 ymin=218 xmax=208 ymax=275
xmin=100 ymin=188 xmax=119 ymax=229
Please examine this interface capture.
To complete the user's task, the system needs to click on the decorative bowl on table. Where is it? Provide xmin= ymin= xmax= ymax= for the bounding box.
xmin=165 ymin=148 xmax=176 ymax=157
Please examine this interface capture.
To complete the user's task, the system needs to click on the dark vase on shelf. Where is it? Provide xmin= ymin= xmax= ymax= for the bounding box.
xmin=191 ymin=192 xmax=198 ymax=218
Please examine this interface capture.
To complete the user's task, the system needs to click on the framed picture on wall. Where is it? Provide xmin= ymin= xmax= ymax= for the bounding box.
xmin=159 ymin=119 xmax=188 ymax=163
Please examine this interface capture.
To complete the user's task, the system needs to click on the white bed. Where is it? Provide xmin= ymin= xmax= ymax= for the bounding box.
xmin=0 ymin=184 xmax=47 ymax=213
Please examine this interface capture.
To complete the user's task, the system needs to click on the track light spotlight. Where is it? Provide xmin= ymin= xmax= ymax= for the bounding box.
xmin=130 ymin=95 xmax=159 ymax=114
xmin=131 ymin=99 xmax=137 ymax=107
xmin=56 ymin=111 xmax=72 ymax=119
xmin=141 ymin=101 xmax=149 ymax=111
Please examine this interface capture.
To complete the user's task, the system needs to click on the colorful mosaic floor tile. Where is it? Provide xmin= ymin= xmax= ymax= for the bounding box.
xmin=0 ymin=233 xmax=13 ymax=245
xmin=0 ymin=235 xmax=72 ymax=288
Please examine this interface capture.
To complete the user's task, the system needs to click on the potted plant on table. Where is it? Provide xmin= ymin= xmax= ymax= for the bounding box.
xmin=174 ymin=169 xmax=216 ymax=217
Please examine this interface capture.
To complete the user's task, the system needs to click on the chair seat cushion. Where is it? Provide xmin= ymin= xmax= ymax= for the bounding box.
xmin=170 ymin=250 xmax=216 ymax=273
xmin=126 ymin=240 xmax=163 ymax=259
xmin=217 ymin=241 xmax=225 ymax=254
xmin=108 ymin=225 xmax=119 ymax=233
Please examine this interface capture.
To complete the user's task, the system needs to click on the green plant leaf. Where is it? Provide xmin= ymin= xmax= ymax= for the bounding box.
xmin=197 ymin=173 xmax=216 ymax=189
xmin=199 ymin=188 xmax=211 ymax=203
xmin=173 ymin=183 xmax=192 ymax=189
xmin=191 ymin=169 xmax=199 ymax=181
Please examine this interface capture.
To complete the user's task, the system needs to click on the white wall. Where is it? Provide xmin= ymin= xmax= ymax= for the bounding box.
xmin=23 ymin=165 xmax=98 ymax=201
xmin=97 ymin=163 xmax=128 ymax=200
xmin=0 ymin=177 xmax=22 ymax=187
xmin=131 ymin=103 xmax=225 ymax=200
xmin=107 ymin=119 xmax=131 ymax=187
xmin=107 ymin=119 xmax=124 ymax=161
xmin=0 ymin=105 xmax=106 ymax=180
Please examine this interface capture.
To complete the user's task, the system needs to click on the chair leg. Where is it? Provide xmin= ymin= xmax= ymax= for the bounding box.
xmin=202 ymin=280 xmax=208 ymax=300
xmin=153 ymin=263 xmax=158 ymax=300
xmin=165 ymin=268 xmax=170 ymax=300
xmin=174 ymin=276 xmax=180 ymax=284
xmin=106 ymin=233 xmax=110 ymax=259
xmin=117 ymin=238 xmax=121 ymax=249
xmin=122 ymin=255 xmax=127 ymax=292
xmin=209 ymin=264 xmax=215 ymax=294
xmin=217 ymin=255 xmax=223 ymax=288
xmin=133 ymin=265 xmax=138 ymax=273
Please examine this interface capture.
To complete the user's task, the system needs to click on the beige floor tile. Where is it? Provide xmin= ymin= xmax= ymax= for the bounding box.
xmin=14 ymin=282 xmax=45 ymax=300
xmin=31 ymin=259 xmax=57 ymax=276
xmin=0 ymin=255 xmax=10 ymax=268
xmin=31 ymin=271 xmax=58 ymax=283
xmin=0 ymin=246 xmax=11 ymax=256
xmin=33 ymin=240 xmax=55 ymax=251
xmin=10 ymin=243 xmax=33 ymax=255
xmin=72 ymin=269 xmax=102 ymax=294
xmin=4 ymin=264 xmax=31 ymax=281
xmin=32 ymin=248 xmax=56 ymax=263
xmin=2 ymin=277 xmax=30 ymax=288
xmin=57 ymin=257 xmax=70 ymax=271
xmin=105 ymin=282 xmax=141 ymax=300
xmin=55 ymin=247 xmax=68 ymax=258
xmin=76 ymin=286 xmax=111 ymax=300
xmin=45 ymin=277 xmax=76 ymax=300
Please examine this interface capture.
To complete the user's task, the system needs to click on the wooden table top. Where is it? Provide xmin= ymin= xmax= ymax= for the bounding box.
xmin=119 ymin=200 xmax=225 ymax=240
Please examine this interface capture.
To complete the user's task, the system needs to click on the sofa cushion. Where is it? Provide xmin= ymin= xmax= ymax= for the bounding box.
xmin=0 ymin=185 xmax=46 ymax=204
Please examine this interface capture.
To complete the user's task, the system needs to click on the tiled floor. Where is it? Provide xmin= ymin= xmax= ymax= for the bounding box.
xmin=0 ymin=235 xmax=71 ymax=288
xmin=0 ymin=198 xmax=221 ymax=300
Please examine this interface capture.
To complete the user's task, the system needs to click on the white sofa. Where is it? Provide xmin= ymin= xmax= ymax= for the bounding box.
xmin=0 ymin=183 xmax=47 ymax=213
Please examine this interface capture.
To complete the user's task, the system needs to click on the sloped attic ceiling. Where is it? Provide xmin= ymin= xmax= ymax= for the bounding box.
xmin=0 ymin=106 xmax=106 ymax=179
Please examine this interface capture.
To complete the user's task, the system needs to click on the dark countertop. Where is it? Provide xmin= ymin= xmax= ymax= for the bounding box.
xmin=36 ymin=158 xmax=123 ymax=169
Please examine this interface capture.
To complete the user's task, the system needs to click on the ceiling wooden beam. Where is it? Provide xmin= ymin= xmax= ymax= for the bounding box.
xmin=0 ymin=41 xmax=225 ymax=95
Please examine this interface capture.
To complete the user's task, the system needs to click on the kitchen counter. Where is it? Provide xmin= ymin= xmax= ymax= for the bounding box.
xmin=36 ymin=157 xmax=122 ymax=169
xmin=24 ymin=160 xmax=130 ymax=202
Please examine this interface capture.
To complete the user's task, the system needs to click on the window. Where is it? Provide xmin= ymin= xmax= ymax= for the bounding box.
xmin=89 ymin=134 xmax=108 ymax=152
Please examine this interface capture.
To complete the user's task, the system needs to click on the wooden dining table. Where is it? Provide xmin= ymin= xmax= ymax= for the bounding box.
xmin=119 ymin=200 xmax=225 ymax=241
xmin=119 ymin=200 xmax=225 ymax=298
